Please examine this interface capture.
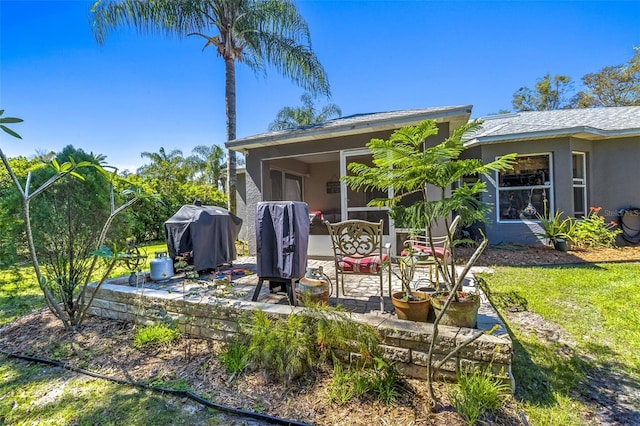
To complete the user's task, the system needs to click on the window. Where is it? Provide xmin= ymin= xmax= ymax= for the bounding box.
xmin=572 ymin=152 xmax=587 ymax=217
xmin=269 ymin=169 xmax=303 ymax=201
xmin=497 ymin=154 xmax=552 ymax=221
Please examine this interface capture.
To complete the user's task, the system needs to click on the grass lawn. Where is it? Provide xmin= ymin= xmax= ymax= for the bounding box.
xmin=480 ymin=262 xmax=640 ymax=425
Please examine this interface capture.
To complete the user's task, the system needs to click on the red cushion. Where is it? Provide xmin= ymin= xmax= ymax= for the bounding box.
xmin=401 ymin=245 xmax=448 ymax=259
xmin=338 ymin=254 xmax=388 ymax=274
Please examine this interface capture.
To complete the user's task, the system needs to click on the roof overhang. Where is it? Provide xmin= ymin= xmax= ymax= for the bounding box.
xmin=227 ymin=105 xmax=473 ymax=151
xmin=465 ymin=126 xmax=640 ymax=148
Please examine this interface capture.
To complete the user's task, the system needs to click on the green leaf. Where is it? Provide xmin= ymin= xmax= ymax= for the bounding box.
xmin=0 ymin=124 xmax=22 ymax=139
xmin=70 ymin=171 xmax=86 ymax=180
xmin=0 ymin=117 xmax=24 ymax=124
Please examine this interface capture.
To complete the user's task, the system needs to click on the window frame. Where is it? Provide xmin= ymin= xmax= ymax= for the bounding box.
xmin=495 ymin=152 xmax=554 ymax=223
xmin=572 ymin=151 xmax=587 ymax=218
xmin=269 ymin=168 xmax=305 ymax=202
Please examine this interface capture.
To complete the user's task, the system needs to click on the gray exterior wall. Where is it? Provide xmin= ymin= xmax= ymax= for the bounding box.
xmin=478 ymin=135 xmax=640 ymax=245
xmin=591 ymin=135 xmax=640 ymax=221
xmin=236 ymin=171 xmax=248 ymax=242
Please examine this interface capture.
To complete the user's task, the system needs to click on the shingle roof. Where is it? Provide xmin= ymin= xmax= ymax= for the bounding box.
xmin=466 ymin=106 xmax=640 ymax=145
xmin=226 ymin=105 xmax=472 ymax=150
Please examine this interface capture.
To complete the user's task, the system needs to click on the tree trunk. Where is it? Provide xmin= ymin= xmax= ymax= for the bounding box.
xmin=225 ymin=56 xmax=237 ymax=215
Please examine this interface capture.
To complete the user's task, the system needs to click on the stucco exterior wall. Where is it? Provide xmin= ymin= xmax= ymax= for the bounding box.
xmin=590 ymin=136 xmax=640 ymax=222
xmin=236 ymin=171 xmax=248 ymax=242
xmin=476 ymin=135 xmax=640 ymax=244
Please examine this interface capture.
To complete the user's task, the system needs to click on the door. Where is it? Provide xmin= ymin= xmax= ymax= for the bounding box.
xmin=340 ymin=149 xmax=394 ymax=248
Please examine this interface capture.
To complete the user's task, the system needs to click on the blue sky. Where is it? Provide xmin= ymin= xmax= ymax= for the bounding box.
xmin=1 ymin=1 xmax=639 ymax=173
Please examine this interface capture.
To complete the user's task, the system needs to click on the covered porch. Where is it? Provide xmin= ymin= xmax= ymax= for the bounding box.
xmin=228 ymin=106 xmax=473 ymax=257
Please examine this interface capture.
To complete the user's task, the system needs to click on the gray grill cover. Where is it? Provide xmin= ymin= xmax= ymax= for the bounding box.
xmin=256 ymin=201 xmax=309 ymax=280
xmin=164 ymin=205 xmax=242 ymax=271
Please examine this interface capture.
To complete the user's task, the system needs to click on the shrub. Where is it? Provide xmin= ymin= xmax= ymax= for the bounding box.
xmin=133 ymin=323 xmax=180 ymax=347
xmin=573 ymin=207 xmax=622 ymax=248
xmin=535 ymin=209 xmax=576 ymax=243
xmin=450 ymin=367 xmax=510 ymax=426
xmin=327 ymin=357 xmax=403 ymax=405
xmin=240 ymin=303 xmax=381 ymax=383
xmin=218 ymin=340 xmax=249 ymax=375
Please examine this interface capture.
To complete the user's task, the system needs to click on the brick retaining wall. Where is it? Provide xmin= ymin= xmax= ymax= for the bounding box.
xmin=85 ymin=279 xmax=514 ymax=391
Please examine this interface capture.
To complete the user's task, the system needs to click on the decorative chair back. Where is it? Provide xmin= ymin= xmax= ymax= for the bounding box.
xmin=401 ymin=215 xmax=462 ymax=286
xmin=326 ymin=219 xmax=384 ymax=259
xmin=325 ymin=219 xmax=390 ymax=311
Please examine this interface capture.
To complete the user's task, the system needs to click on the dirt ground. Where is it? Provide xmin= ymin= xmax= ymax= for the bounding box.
xmin=2 ymin=243 xmax=639 ymax=425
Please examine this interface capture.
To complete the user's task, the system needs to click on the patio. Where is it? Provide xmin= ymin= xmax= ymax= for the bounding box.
xmin=117 ymin=256 xmax=503 ymax=333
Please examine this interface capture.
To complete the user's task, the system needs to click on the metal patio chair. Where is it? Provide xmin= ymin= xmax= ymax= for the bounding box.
xmin=325 ymin=219 xmax=391 ymax=311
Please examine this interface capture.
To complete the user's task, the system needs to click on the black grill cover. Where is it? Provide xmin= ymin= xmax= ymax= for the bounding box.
xmin=256 ymin=201 xmax=309 ymax=280
xmin=164 ymin=205 xmax=242 ymax=271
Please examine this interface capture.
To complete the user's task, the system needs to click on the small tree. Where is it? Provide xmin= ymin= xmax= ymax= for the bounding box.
xmin=0 ymin=111 xmax=149 ymax=329
xmin=342 ymin=119 xmax=516 ymax=409
xmin=512 ymin=73 xmax=574 ymax=111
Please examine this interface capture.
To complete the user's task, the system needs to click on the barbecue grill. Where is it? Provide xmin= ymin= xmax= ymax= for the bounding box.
xmin=251 ymin=201 xmax=309 ymax=304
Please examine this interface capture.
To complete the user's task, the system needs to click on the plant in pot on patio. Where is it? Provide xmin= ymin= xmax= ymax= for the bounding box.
xmin=389 ymin=253 xmax=431 ymax=322
xmin=342 ymin=118 xmax=516 ymax=409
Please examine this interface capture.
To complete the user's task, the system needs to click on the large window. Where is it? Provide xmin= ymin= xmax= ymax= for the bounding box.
xmin=497 ymin=154 xmax=552 ymax=221
xmin=572 ymin=152 xmax=587 ymax=217
xmin=269 ymin=169 xmax=303 ymax=201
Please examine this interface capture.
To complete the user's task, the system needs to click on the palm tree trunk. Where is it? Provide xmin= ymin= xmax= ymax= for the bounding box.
xmin=225 ymin=56 xmax=237 ymax=214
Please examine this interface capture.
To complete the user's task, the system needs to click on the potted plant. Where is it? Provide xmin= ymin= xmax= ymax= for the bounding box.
xmin=342 ymin=119 xmax=517 ymax=328
xmin=535 ymin=209 xmax=575 ymax=251
xmin=390 ymin=254 xmax=430 ymax=322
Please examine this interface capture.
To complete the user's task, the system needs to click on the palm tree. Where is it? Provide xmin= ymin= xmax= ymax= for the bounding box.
xmin=138 ymin=147 xmax=188 ymax=182
xmin=268 ymin=92 xmax=341 ymax=130
xmin=187 ymin=144 xmax=226 ymax=190
xmin=90 ymin=0 xmax=331 ymax=213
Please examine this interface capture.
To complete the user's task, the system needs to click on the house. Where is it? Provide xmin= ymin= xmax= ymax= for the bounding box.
xmin=465 ymin=106 xmax=640 ymax=244
xmin=226 ymin=105 xmax=640 ymax=255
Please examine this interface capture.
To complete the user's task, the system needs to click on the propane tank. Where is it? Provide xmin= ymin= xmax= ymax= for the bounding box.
xmin=150 ymin=251 xmax=174 ymax=281
xmin=296 ymin=266 xmax=332 ymax=305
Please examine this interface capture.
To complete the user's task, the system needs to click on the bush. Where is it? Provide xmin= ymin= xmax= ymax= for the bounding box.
xmin=218 ymin=340 xmax=249 ymax=375
xmin=535 ymin=210 xmax=576 ymax=243
xmin=573 ymin=207 xmax=622 ymax=248
xmin=328 ymin=357 xmax=403 ymax=405
xmin=240 ymin=303 xmax=381 ymax=383
xmin=450 ymin=367 xmax=510 ymax=426
xmin=133 ymin=323 xmax=180 ymax=347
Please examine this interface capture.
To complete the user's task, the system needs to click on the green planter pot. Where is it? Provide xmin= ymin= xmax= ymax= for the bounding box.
xmin=391 ymin=291 xmax=430 ymax=322
xmin=431 ymin=291 xmax=480 ymax=328
xmin=553 ymin=238 xmax=569 ymax=252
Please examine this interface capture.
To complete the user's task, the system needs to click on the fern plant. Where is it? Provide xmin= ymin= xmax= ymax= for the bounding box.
xmin=240 ymin=303 xmax=382 ymax=383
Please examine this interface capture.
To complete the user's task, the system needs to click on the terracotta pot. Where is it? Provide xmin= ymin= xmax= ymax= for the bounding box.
xmin=431 ymin=291 xmax=480 ymax=328
xmin=391 ymin=291 xmax=430 ymax=322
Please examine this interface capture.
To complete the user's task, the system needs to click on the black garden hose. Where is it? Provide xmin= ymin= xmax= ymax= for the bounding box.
xmin=618 ymin=207 xmax=640 ymax=245
xmin=0 ymin=348 xmax=311 ymax=426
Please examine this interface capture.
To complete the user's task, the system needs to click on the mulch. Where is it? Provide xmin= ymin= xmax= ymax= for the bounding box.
xmin=457 ymin=243 xmax=640 ymax=267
